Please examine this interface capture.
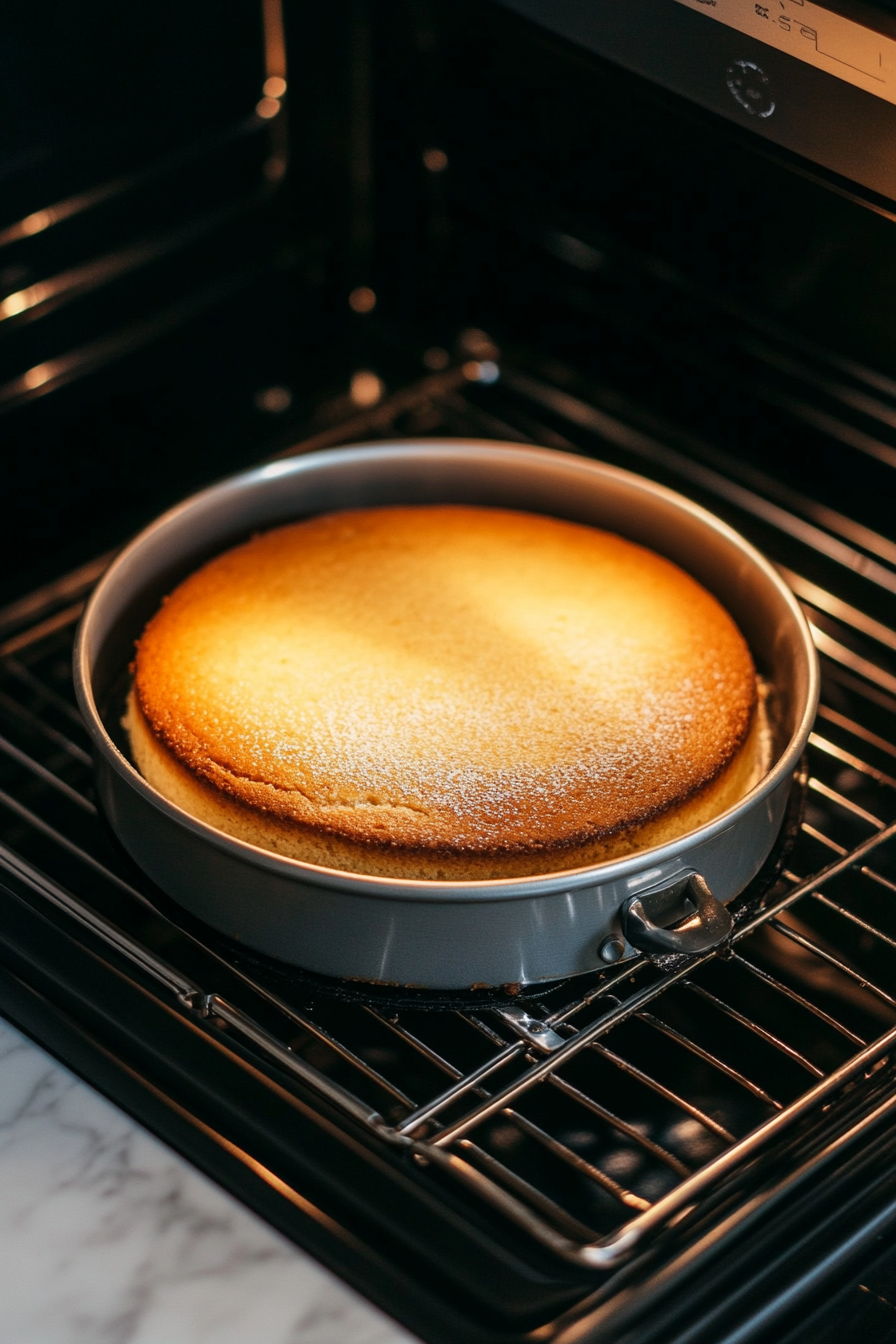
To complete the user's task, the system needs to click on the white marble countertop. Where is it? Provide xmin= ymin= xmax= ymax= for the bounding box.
xmin=0 ymin=1017 xmax=420 ymax=1344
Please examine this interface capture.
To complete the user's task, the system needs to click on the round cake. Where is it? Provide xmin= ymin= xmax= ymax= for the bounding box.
xmin=125 ymin=504 xmax=767 ymax=880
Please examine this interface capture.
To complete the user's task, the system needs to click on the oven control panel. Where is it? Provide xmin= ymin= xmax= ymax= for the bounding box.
xmin=497 ymin=0 xmax=896 ymax=204
xmin=674 ymin=0 xmax=896 ymax=106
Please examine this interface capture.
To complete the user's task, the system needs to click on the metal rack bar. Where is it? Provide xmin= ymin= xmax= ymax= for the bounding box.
xmin=497 ymin=1109 xmax=651 ymax=1212
xmin=737 ymin=334 xmax=896 ymax=438
xmin=283 ymin=1017 xmax=417 ymax=1111
xmin=0 ymin=602 xmax=86 ymax=659
xmin=397 ymin=1044 xmax=526 ymax=1135
xmin=0 ymin=839 xmax=199 ymax=1001
xmin=207 ymin=996 xmax=390 ymax=1131
xmin=454 ymin=1139 xmax=603 ymax=1239
xmin=365 ymin=1008 xmax=467 ymax=1081
xmin=1 ymin=656 xmax=88 ymax=731
xmin=801 ymin=823 xmax=847 ymax=856
xmin=199 ymin=980 xmax=424 ymax=1111
xmin=806 ymin=777 xmax=885 ymax=829
xmin=812 ymin=892 xmax=896 ymax=955
xmin=636 ymin=1009 xmax=782 ymax=1109
xmin=546 ymin=1074 xmax=692 ymax=1176
xmin=811 ymin=626 xmax=896 ymax=699
xmin=682 ymin=983 xmax=825 ymax=1079
xmin=730 ymin=954 xmax=866 ymax=1047
xmin=462 ymin=1011 xmax=520 ymax=1051
xmin=768 ymin=919 xmax=896 ymax=1010
xmin=0 ymin=687 xmax=92 ymax=766
xmin=785 ymin=826 xmax=896 ymax=901
xmin=589 ymin=1042 xmax=737 ymax=1143
xmin=780 ymin=570 xmax=896 ymax=655
xmin=0 ymin=732 xmax=96 ymax=814
xmin=0 ymin=554 xmax=112 ymax=642
xmin=0 ymin=785 xmax=153 ymax=907
xmin=815 ymin=704 xmax=896 ymax=762
xmin=808 ymin=733 xmax=896 ymax=791
xmin=366 ymin=1018 xmax=617 ymax=1202
xmin=862 ymin=866 xmax=896 ymax=895
xmin=546 ymin=960 xmax=652 ymax=1030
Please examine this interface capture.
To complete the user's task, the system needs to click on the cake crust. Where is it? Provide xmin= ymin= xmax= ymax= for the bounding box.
xmin=129 ymin=505 xmax=760 ymax=878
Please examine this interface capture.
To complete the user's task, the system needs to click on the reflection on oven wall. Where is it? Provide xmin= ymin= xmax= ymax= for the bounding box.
xmin=0 ymin=0 xmax=294 ymax=604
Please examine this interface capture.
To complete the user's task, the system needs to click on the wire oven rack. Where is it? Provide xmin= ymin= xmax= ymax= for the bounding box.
xmin=3 ymin=355 xmax=896 ymax=1274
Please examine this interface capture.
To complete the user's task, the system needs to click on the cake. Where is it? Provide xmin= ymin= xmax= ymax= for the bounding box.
xmin=124 ymin=504 xmax=768 ymax=880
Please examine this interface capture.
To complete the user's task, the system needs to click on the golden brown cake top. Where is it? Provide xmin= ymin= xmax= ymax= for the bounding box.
xmin=133 ymin=505 xmax=756 ymax=857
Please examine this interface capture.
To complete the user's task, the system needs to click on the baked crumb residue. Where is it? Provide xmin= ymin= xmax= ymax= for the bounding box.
xmin=129 ymin=504 xmax=761 ymax=876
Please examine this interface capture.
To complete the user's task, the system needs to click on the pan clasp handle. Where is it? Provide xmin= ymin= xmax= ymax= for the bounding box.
xmin=621 ymin=874 xmax=732 ymax=956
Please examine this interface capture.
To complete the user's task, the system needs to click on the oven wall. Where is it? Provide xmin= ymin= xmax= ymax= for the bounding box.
xmin=0 ymin=3 xmax=350 ymax=605
xmin=3 ymin=0 xmax=896 ymax=602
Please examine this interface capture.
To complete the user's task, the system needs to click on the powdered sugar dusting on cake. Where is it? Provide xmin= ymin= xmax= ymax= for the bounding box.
xmin=133 ymin=505 xmax=758 ymax=854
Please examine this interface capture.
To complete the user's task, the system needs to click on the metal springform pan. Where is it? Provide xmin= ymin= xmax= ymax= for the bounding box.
xmin=74 ymin=441 xmax=819 ymax=989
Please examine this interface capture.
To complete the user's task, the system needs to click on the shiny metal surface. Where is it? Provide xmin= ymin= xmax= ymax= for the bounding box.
xmin=74 ymin=441 xmax=819 ymax=988
xmin=622 ymin=873 xmax=733 ymax=955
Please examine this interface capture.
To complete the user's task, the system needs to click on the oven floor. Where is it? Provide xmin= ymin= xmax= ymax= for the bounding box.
xmin=0 ymin=1014 xmax=417 ymax=1344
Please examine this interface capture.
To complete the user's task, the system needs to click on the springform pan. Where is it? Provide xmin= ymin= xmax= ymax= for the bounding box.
xmin=74 ymin=441 xmax=819 ymax=989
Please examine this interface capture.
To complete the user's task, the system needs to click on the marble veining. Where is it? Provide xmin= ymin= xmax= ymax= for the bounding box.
xmin=0 ymin=1018 xmax=418 ymax=1344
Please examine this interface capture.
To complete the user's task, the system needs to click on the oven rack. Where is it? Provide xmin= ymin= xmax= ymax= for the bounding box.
xmin=3 ymin=362 xmax=896 ymax=1275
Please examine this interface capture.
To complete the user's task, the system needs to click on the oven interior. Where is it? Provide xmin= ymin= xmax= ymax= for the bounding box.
xmin=4 ymin=2 xmax=896 ymax=1341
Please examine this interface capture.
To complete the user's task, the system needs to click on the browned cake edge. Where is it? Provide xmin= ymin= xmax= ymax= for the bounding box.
xmin=124 ymin=685 xmax=771 ymax=880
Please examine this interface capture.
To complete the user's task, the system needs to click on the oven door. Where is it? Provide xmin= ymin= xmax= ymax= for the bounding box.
xmin=496 ymin=0 xmax=896 ymax=204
